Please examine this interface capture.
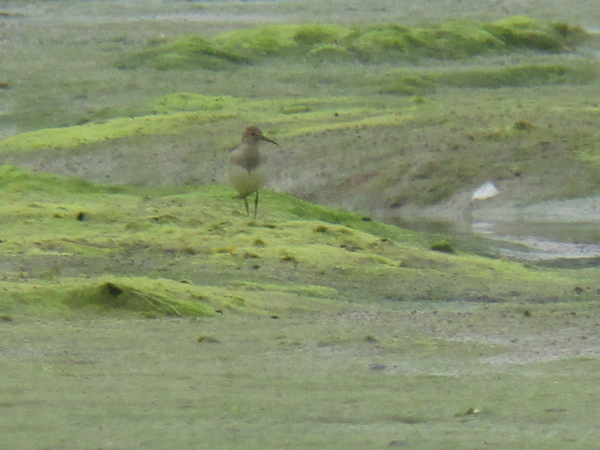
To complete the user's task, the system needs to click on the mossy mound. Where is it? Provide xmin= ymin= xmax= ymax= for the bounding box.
xmin=309 ymin=43 xmax=356 ymax=61
xmin=65 ymin=278 xmax=236 ymax=317
xmin=381 ymin=60 xmax=600 ymax=94
xmin=343 ymin=22 xmax=506 ymax=61
xmin=117 ymin=35 xmax=250 ymax=70
xmin=484 ymin=16 xmax=586 ymax=52
xmin=380 ymin=75 xmax=438 ymax=96
xmin=120 ymin=17 xmax=588 ymax=70
xmin=0 ymin=277 xmax=256 ymax=319
xmin=212 ymin=23 xmax=349 ymax=58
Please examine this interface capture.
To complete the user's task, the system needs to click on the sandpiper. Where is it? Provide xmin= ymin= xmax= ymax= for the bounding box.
xmin=227 ymin=126 xmax=278 ymax=219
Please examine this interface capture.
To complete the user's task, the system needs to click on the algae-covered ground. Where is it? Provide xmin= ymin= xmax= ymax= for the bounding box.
xmin=4 ymin=164 xmax=599 ymax=319
xmin=3 ymin=165 xmax=600 ymax=449
xmin=2 ymin=1 xmax=600 ymax=449
xmin=2 ymin=5 xmax=600 ymax=212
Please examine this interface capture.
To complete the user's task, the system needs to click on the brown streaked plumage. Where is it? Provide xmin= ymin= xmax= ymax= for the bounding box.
xmin=227 ymin=126 xmax=278 ymax=219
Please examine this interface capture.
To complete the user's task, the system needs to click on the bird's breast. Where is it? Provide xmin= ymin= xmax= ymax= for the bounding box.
xmin=230 ymin=147 xmax=263 ymax=172
xmin=227 ymin=164 xmax=267 ymax=198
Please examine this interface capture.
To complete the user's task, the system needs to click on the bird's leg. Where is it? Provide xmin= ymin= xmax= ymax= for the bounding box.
xmin=253 ymin=191 xmax=259 ymax=220
xmin=243 ymin=197 xmax=250 ymax=217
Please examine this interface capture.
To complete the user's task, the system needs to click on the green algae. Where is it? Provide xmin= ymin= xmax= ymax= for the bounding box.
xmin=212 ymin=23 xmax=348 ymax=58
xmin=120 ymin=17 xmax=588 ymax=70
xmin=3 ymin=5 xmax=600 ymax=449
xmin=382 ymin=60 xmax=599 ymax=94
xmin=309 ymin=43 xmax=355 ymax=61
xmin=65 ymin=278 xmax=222 ymax=317
xmin=0 ymin=277 xmax=225 ymax=318
xmin=0 ymin=164 xmax=114 ymax=195
xmin=344 ymin=22 xmax=506 ymax=61
xmin=275 ymin=195 xmax=422 ymax=243
xmin=3 ymin=81 xmax=600 ymax=211
xmin=0 ymin=273 xmax=335 ymax=320
xmin=380 ymin=75 xmax=438 ymax=96
xmin=484 ymin=16 xmax=586 ymax=52
xmin=3 ymin=52 xmax=596 ymax=166
xmin=2 ymin=165 xmax=600 ymax=319
xmin=0 ymin=111 xmax=233 ymax=153
xmin=440 ymin=62 xmax=600 ymax=88
xmin=0 ymin=94 xmax=409 ymax=154
xmin=117 ymin=35 xmax=250 ymax=70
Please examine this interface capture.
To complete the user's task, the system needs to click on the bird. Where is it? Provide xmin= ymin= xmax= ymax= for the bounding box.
xmin=227 ymin=126 xmax=278 ymax=219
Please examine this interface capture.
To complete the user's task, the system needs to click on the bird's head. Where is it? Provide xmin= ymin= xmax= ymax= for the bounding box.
xmin=243 ymin=126 xmax=278 ymax=145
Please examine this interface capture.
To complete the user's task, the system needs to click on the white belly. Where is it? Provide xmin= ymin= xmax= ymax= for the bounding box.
xmin=227 ymin=165 xmax=266 ymax=198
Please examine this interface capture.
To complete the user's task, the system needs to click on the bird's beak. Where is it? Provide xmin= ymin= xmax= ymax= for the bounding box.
xmin=262 ymin=135 xmax=278 ymax=146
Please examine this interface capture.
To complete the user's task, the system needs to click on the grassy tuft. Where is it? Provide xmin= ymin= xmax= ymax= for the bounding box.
xmin=64 ymin=278 xmax=230 ymax=317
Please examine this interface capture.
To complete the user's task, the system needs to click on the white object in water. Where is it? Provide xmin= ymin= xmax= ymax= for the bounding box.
xmin=472 ymin=181 xmax=500 ymax=201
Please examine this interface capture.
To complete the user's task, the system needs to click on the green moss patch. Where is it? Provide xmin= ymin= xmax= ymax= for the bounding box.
xmin=0 ymin=94 xmax=406 ymax=154
xmin=382 ymin=60 xmax=599 ymax=94
xmin=3 ymin=80 xmax=600 ymax=211
xmin=0 ymin=164 xmax=114 ymax=195
xmin=212 ymin=23 xmax=348 ymax=59
xmin=0 ymin=110 xmax=233 ymax=153
xmin=344 ymin=22 xmax=506 ymax=61
xmin=65 ymin=278 xmax=222 ymax=317
xmin=117 ymin=35 xmax=250 ymax=70
xmin=484 ymin=16 xmax=587 ymax=52
xmin=0 ymin=276 xmax=264 ymax=318
xmin=2 ymin=166 xmax=600 ymax=319
xmin=120 ymin=17 xmax=588 ymax=70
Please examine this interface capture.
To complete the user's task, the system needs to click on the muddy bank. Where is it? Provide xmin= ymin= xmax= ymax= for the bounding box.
xmin=387 ymin=193 xmax=600 ymax=262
